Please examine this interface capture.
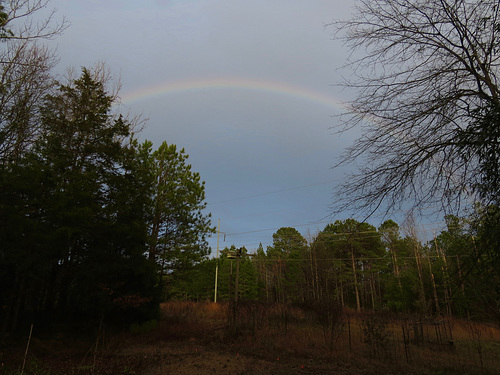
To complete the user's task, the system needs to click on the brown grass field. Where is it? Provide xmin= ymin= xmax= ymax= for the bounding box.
xmin=2 ymin=301 xmax=500 ymax=374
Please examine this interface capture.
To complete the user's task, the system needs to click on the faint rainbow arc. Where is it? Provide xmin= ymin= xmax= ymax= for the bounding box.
xmin=119 ymin=77 xmax=346 ymax=111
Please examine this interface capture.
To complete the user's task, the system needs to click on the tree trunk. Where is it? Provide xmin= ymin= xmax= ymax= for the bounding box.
xmin=351 ymin=250 xmax=361 ymax=312
xmin=414 ymin=244 xmax=427 ymax=314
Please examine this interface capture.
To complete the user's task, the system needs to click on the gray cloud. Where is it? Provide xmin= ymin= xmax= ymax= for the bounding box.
xmin=48 ymin=0 xmax=355 ymax=250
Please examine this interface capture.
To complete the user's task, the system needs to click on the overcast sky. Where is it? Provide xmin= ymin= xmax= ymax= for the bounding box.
xmin=43 ymin=0 xmax=436 ymax=253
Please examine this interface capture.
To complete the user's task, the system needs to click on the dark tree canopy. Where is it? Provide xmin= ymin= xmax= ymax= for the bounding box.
xmin=332 ymin=0 xmax=500 ymax=216
xmin=0 ymin=67 xmax=213 ymax=333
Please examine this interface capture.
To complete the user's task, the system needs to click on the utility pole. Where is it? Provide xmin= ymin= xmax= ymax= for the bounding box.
xmin=214 ymin=219 xmax=220 ymax=303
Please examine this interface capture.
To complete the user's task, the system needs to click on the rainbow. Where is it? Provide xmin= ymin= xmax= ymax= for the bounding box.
xmin=120 ymin=77 xmax=346 ymax=112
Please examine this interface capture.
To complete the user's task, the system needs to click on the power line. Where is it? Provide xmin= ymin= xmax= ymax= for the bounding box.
xmin=206 ymin=179 xmax=339 ymax=206
xmin=215 ymin=254 xmax=476 ymax=263
xmin=222 ymin=221 xmax=329 ymax=237
xmin=208 ymin=220 xmax=447 ymax=240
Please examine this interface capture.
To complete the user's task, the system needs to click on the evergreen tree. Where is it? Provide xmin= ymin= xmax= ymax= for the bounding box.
xmin=0 ymin=68 xmax=158 ymax=331
xmin=379 ymin=220 xmax=417 ymax=312
xmin=266 ymin=227 xmax=307 ymax=303
xmin=142 ymin=140 xmax=214 ymax=299
xmin=316 ymin=220 xmax=384 ymax=311
xmin=466 ymin=206 xmax=500 ymax=322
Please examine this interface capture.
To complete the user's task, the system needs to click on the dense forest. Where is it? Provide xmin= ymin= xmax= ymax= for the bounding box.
xmin=178 ymin=214 xmax=499 ymax=323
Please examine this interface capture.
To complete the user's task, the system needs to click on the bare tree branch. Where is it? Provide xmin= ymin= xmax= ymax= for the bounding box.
xmin=330 ymin=0 xmax=500 ymax=217
xmin=1 ymin=0 xmax=68 ymax=41
xmin=0 ymin=0 xmax=67 ymax=163
xmin=0 ymin=39 xmax=56 ymax=163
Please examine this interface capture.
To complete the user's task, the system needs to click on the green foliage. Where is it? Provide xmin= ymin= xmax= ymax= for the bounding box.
xmin=140 ymin=140 xmax=214 ymax=299
xmin=0 ymin=2 xmax=13 ymax=38
xmin=314 ymin=219 xmax=385 ymax=310
xmin=457 ymin=103 xmax=500 ymax=203
xmin=0 ymin=69 xmax=160 ymax=332
xmin=379 ymin=221 xmax=419 ymax=313
xmin=236 ymin=255 xmax=260 ymax=300
xmin=266 ymin=227 xmax=308 ymax=303
xmin=167 ymin=257 xmax=217 ymax=301
xmin=466 ymin=205 xmax=500 ymax=322
xmin=146 ymin=141 xmax=213 ymax=269
xmin=160 ymin=211 xmax=499 ymax=323
xmin=383 ymin=269 xmax=419 ymax=312
xmin=211 ymin=246 xmax=259 ymax=302
xmin=160 ymin=246 xmax=261 ymax=303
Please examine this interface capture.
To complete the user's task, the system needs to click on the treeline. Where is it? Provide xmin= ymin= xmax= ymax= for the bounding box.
xmin=182 ymin=213 xmax=500 ymax=322
xmin=1 ymin=0 xmax=498 ymax=337
xmin=0 ymin=1 xmax=213 ymax=333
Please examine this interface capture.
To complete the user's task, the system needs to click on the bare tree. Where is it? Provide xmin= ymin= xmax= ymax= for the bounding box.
xmin=330 ymin=0 xmax=500 ymax=216
xmin=1 ymin=0 xmax=67 ymax=42
xmin=0 ymin=42 xmax=56 ymax=162
xmin=0 ymin=0 xmax=67 ymax=163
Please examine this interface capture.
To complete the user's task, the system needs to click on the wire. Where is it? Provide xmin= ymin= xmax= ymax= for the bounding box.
xmin=215 ymin=254 xmax=475 ymax=263
xmin=206 ymin=179 xmax=339 ymax=205
xmin=209 ymin=221 xmax=447 ymax=239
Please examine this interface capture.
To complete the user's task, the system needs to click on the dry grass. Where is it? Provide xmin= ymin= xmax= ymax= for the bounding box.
xmin=156 ymin=302 xmax=500 ymax=374
xmin=2 ymin=302 xmax=499 ymax=374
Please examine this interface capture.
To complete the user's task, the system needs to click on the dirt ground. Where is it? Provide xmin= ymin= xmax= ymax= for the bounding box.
xmin=2 ymin=336 xmax=425 ymax=375
xmin=1 ymin=324 xmax=434 ymax=375
xmin=3 ymin=302 xmax=498 ymax=375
